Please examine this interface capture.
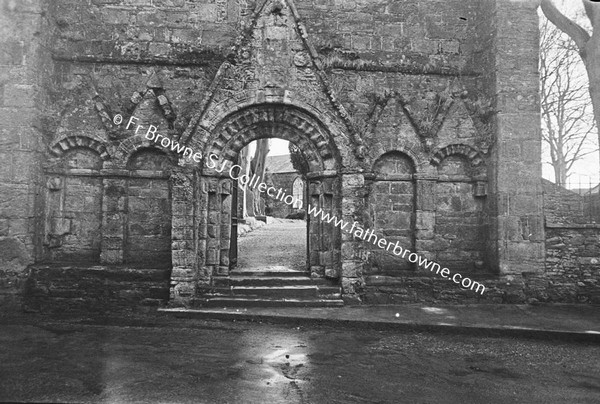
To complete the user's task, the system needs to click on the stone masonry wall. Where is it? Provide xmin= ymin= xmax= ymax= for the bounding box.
xmin=489 ymin=0 xmax=545 ymax=276
xmin=539 ymin=226 xmax=600 ymax=303
xmin=0 ymin=0 xmax=50 ymax=310
xmin=23 ymin=264 xmax=171 ymax=313
xmin=265 ymin=172 xmax=303 ymax=218
xmin=542 ymin=179 xmax=587 ymax=224
xmin=584 ymin=194 xmax=600 ymax=223
xmin=539 ymin=180 xmax=600 ymax=304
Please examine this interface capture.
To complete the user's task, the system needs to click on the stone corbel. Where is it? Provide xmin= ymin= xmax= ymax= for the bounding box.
xmin=473 ymin=181 xmax=488 ymax=197
xmin=45 ymin=218 xmax=72 ymax=248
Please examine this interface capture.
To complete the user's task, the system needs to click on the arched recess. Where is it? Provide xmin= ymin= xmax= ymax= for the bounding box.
xmin=181 ymin=104 xmax=342 ymax=293
xmin=124 ymin=148 xmax=173 ymax=267
xmin=367 ymin=151 xmax=417 ymax=273
xmin=113 ymin=134 xmax=180 ymax=168
xmin=44 ymin=147 xmax=104 ymax=263
xmin=433 ymin=154 xmax=487 ymax=271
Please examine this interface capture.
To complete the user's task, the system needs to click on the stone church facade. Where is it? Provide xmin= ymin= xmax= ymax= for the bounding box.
xmin=1 ymin=0 xmax=598 ymax=311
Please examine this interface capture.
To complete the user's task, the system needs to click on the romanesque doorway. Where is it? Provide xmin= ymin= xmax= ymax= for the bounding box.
xmin=184 ymin=104 xmax=345 ymax=306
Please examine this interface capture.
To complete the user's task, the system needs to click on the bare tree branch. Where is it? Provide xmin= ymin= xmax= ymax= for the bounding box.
xmin=540 ymin=0 xmax=590 ymax=51
xmin=539 ymin=5 xmax=598 ymax=186
xmin=541 ymin=0 xmax=600 ymax=185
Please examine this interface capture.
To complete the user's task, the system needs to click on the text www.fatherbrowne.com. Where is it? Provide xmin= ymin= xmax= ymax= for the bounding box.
xmin=124 ymin=115 xmax=486 ymax=295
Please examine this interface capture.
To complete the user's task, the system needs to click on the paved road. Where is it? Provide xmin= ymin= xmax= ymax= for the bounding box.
xmin=236 ymin=219 xmax=306 ymax=272
xmin=0 ymin=315 xmax=599 ymax=403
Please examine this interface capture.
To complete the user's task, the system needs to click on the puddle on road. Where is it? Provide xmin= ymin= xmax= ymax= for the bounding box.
xmin=260 ymin=348 xmax=308 ymax=384
xmin=263 ymin=349 xmax=308 ymax=403
xmin=239 ymin=341 xmax=310 ymax=403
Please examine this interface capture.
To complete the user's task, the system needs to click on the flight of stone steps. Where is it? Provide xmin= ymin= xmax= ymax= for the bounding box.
xmin=194 ymin=268 xmax=344 ymax=308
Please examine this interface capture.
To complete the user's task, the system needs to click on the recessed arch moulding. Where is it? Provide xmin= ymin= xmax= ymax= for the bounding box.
xmin=198 ymin=104 xmax=342 ymax=175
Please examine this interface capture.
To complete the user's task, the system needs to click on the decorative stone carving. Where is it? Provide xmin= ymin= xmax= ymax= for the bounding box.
xmin=293 ymin=51 xmax=310 ymax=67
xmin=430 ymin=144 xmax=485 ymax=168
xmin=46 ymin=177 xmax=63 ymax=191
xmin=50 ymin=136 xmax=110 ymax=160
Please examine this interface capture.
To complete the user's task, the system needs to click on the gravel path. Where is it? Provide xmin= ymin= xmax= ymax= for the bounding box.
xmin=236 ymin=219 xmax=307 ymax=272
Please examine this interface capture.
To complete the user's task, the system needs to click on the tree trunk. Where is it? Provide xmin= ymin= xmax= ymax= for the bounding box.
xmin=239 ymin=147 xmax=250 ymax=219
xmin=250 ymin=139 xmax=270 ymax=216
xmin=553 ymin=164 xmax=561 ymax=186
xmin=251 ymin=139 xmax=270 ymax=180
xmin=553 ymin=151 xmax=567 ymax=187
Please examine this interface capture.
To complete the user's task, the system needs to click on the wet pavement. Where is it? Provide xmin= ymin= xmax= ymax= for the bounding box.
xmin=164 ymin=304 xmax=600 ymax=342
xmin=1 ymin=313 xmax=599 ymax=403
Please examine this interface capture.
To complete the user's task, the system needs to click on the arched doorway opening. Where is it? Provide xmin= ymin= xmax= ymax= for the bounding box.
xmin=230 ymin=138 xmax=309 ymax=275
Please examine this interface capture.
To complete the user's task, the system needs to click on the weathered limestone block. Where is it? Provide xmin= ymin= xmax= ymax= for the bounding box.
xmin=415 ymin=211 xmax=435 ymax=230
xmin=0 ymin=238 xmax=32 ymax=272
xmin=341 ymin=261 xmax=364 ymax=278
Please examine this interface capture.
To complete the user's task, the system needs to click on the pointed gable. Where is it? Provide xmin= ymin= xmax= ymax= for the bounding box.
xmin=180 ymin=0 xmax=354 ymax=151
xmin=376 ymin=97 xmax=421 ymax=145
xmin=437 ymin=99 xmax=478 ymax=143
xmin=130 ymin=89 xmax=170 ymax=134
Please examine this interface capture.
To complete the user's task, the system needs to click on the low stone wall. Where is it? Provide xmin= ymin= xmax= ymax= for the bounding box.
xmin=19 ymin=219 xmax=282 ymax=313
xmin=535 ymin=225 xmax=600 ymax=303
xmin=583 ymin=194 xmax=600 ymax=223
xmin=361 ymin=223 xmax=600 ymax=305
xmin=542 ymin=179 xmax=589 ymax=224
xmin=537 ymin=180 xmax=600 ymax=304
xmin=237 ymin=216 xmax=266 ymax=237
xmin=23 ymin=265 xmax=171 ymax=313
xmin=362 ymin=273 xmax=502 ymax=304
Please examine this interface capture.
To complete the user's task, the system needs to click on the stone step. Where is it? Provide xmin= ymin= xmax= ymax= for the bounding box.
xmin=231 ymin=285 xmax=333 ymax=298
xmin=231 ymin=286 xmax=316 ymax=298
xmin=316 ymin=287 xmax=343 ymax=299
xmin=230 ymin=269 xmax=309 ymax=278
xmin=229 ymin=276 xmax=329 ymax=287
xmin=197 ymin=297 xmax=345 ymax=308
